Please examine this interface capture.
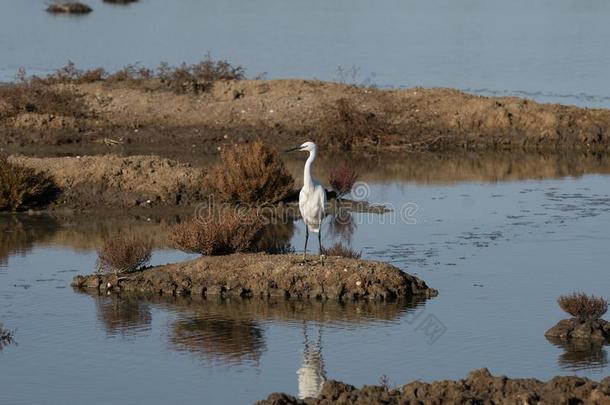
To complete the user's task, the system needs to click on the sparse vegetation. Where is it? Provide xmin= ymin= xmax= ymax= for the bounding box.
xmin=558 ymin=293 xmax=608 ymax=321
xmin=321 ymin=242 xmax=362 ymax=259
xmin=0 ymin=322 xmax=15 ymax=350
xmin=0 ymin=81 xmax=91 ymax=121
xmin=317 ymin=98 xmax=385 ymax=150
xmin=96 ymin=234 xmax=152 ymax=277
xmin=0 ymin=157 xmax=57 ymax=211
xmin=205 ymin=140 xmax=295 ymax=204
xmin=15 ymin=55 xmax=245 ymax=94
xmin=169 ymin=209 xmax=265 ymax=255
xmin=46 ymin=2 xmax=92 ymax=14
xmin=329 ymin=163 xmax=358 ymax=197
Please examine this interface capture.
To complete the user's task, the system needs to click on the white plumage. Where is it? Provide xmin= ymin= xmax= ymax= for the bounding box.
xmin=286 ymin=141 xmax=326 ymax=261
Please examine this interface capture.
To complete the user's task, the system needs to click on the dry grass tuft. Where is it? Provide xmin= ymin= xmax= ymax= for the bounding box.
xmin=329 ymin=163 xmax=358 ymax=197
xmin=169 ymin=209 xmax=265 ymax=255
xmin=317 ymin=98 xmax=385 ymax=150
xmin=558 ymin=292 xmax=608 ymax=321
xmin=0 ymin=157 xmax=57 ymax=211
xmin=97 ymin=234 xmax=152 ymax=276
xmin=322 ymin=242 xmax=362 ymax=259
xmin=205 ymin=140 xmax=295 ymax=204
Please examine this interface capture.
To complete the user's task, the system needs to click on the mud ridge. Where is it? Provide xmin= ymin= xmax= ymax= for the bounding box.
xmin=72 ymin=253 xmax=437 ymax=301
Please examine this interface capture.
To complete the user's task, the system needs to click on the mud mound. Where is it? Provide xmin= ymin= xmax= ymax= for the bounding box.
xmin=9 ymin=155 xmax=205 ymax=208
xmin=72 ymin=253 xmax=437 ymax=301
xmin=3 ymin=79 xmax=610 ymax=152
xmin=256 ymin=368 xmax=610 ymax=404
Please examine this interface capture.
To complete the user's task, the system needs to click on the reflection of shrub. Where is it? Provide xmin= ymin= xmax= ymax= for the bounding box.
xmin=558 ymin=293 xmax=608 ymax=320
xmin=329 ymin=163 xmax=358 ymax=197
xmin=322 ymin=243 xmax=361 ymax=259
xmin=0 ymin=322 xmax=15 ymax=350
xmin=0 ymin=157 xmax=57 ymax=211
xmin=97 ymin=235 xmax=152 ymax=276
xmin=170 ymin=209 xmax=264 ymax=255
xmin=46 ymin=3 xmax=92 ymax=14
xmin=205 ymin=140 xmax=295 ymax=204
xmin=317 ymin=98 xmax=385 ymax=151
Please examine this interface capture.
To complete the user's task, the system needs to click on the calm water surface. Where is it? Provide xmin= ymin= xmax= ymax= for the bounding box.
xmin=2 ymin=0 xmax=610 ymax=107
xmin=1 ymin=160 xmax=610 ymax=404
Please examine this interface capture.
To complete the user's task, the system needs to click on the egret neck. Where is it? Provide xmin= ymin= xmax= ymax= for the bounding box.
xmin=303 ymin=148 xmax=316 ymax=190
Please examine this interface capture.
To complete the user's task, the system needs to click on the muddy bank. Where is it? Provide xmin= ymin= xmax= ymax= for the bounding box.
xmin=72 ymin=254 xmax=437 ymax=301
xmin=2 ymin=79 xmax=610 ymax=153
xmin=8 ymin=155 xmax=205 ymax=209
xmin=256 ymin=368 xmax=610 ymax=404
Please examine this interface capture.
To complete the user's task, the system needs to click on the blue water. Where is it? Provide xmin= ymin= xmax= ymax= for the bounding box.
xmin=1 ymin=171 xmax=609 ymax=404
xmin=2 ymin=0 xmax=610 ymax=107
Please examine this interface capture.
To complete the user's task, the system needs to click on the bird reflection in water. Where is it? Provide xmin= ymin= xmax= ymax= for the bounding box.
xmin=297 ymin=322 xmax=327 ymax=399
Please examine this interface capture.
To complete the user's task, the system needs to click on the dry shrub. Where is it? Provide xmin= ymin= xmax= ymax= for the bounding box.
xmin=329 ymin=163 xmax=358 ymax=197
xmin=12 ymin=55 xmax=244 ymax=94
xmin=0 ymin=82 xmax=91 ymax=121
xmin=318 ymin=98 xmax=385 ymax=150
xmin=169 ymin=209 xmax=264 ymax=255
xmin=46 ymin=2 xmax=92 ymax=13
xmin=157 ymin=54 xmax=245 ymax=93
xmin=205 ymin=140 xmax=295 ymax=204
xmin=558 ymin=292 xmax=608 ymax=320
xmin=97 ymin=234 xmax=152 ymax=276
xmin=322 ymin=242 xmax=361 ymax=259
xmin=0 ymin=157 xmax=57 ymax=211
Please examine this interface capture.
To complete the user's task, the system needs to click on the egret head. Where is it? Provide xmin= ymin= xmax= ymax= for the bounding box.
xmin=285 ymin=141 xmax=317 ymax=153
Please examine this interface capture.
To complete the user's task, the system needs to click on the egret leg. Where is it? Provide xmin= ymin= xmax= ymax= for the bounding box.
xmin=318 ymin=230 xmax=325 ymax=266
xmin=303 ymin=227 xmax=309 ymax=263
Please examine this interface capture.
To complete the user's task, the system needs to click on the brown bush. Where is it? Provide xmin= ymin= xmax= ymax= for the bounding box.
xmin=169 ymin=209 xmax=264 ymax=255
xmin=321 ymin=242 xmax=361 ymax=259
xmin=0 ymin=82 xmax=91 ymax=121
xmin=0 ymin=157 xmax=57 ymax=211
xmin=558 ymin=292 xmax=608 ymax=320
xmin=317 ymin=98 xmax=385 ymax=150
xmin=329 ymin=163 xmax=358 ymax=197
xmin=97 ymin=234 xmax=152 ymax=276
xmin=205 ymin=140 xmax=295 ymax=204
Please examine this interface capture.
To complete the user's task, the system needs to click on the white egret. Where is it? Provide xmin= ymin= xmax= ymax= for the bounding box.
xmin=285 ymin=141 xmax=326 ymax=262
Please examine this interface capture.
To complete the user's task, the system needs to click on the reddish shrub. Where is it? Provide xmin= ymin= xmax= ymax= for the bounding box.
xmin=97 ymin=235 xmax=152 ymax=276
xmin=205 ymin=140 xmax=295 ymax=204
xmin=0 ymin=157 xmax=57 ymax=211
xmin=169 ymin=209 xmax=264 ymax=255
xmin=329 ymin=163 xmax=358 ymax=197
xmin=558 ymin=292 xmax=608 ymax=320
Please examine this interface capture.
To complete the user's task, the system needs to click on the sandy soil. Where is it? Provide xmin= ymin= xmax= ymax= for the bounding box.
xmin=2 ymin=79 xmax=610 ymax=153
xmin=8 ymin=155 xmax=205 ymax=208
xmin=255 ymin=368 xmax=610 ymax=404
xmin=72 ymin=253 xmax=438 ymax=301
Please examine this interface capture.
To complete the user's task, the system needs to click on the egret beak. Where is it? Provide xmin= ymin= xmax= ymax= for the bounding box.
xmin=284 ymin=146 xmax=301 ymax=153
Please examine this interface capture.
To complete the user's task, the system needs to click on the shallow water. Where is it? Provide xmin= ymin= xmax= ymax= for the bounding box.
xmin=1 ymin=158 xmax=610 ymax=404
xmin=2 ymin=0 xmax=610 ymax=107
